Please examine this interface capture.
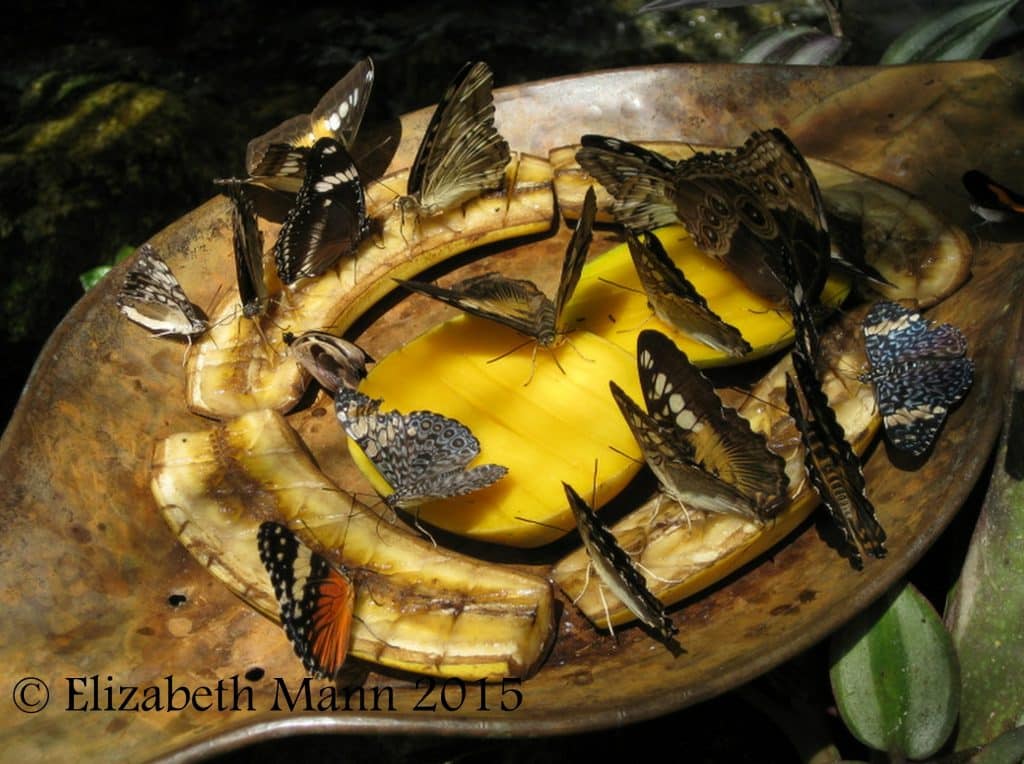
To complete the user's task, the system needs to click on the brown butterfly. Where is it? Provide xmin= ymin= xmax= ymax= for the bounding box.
xmin=625 ymin=229 xmax=752 ymax=358
xmin=577 ymin=129 xmax=831 ymax=307
xmin=224 ymin=183 xmax=268 ymax=319
xmin=244 ymin=58 xmax=375 ymax=194
xmin=396 ymin=61 xmax=511 ymax=219
xmin=285 ymin=330 xmax=374 ymax=395
xmin=116 ymin=244 xmax=209 ymax=337
xmin=395 ymin=186 xmax=597 ymax=349
xmin=610 ymin=329 xmax=789 ymax=523
xmin=562 ymin=481 xmax=680 ymax=650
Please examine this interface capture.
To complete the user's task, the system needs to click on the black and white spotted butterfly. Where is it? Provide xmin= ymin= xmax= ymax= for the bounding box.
xmin=335 ymin=390 xmax=508 ymax=511
xmin=625 ymin=229 xmax=752 ymax=358
xmin=257 ymin=522 xmax=355 ymax=679
xmin=610 ymin=329 xmax=789 ymax=523
xmin=396 ymin=185 xmax=597 ymax=351
xmin=861 ymin=301 xmax=973 ymax=457
xmin=224 ymin=183 xmax=268 ymax=318
xmin=116 ymin=243 xmax=209 ymax=337
xmin=273 ymin=136 xmax=370 ymax=285
xmin=243 ymin=58 xmax=375 ymax=194
xmin=562 ymin=481 xmax=680 ymax=650
xmin=396 ymin=61 xmax=511 ymax=219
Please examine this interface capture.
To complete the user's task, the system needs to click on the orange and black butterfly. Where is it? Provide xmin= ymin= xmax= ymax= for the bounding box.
xmin=963 ymin=170 xmax=1024 ymax=224
xmin=257 ymin=522 xmax=355 ymax=679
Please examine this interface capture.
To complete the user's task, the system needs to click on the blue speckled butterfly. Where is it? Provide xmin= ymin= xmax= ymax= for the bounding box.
xmin=257 ymin=521 xmax=354 ymax=679
xmin=562 ymin=481 xmax=679 ymax=649
xmin=334 ymin=390 xmax=507 ymax=510
xmin=861 ymin=301 xmax=973 ymax=457
xmin=273 ymin=137 xmax=370 ymax=285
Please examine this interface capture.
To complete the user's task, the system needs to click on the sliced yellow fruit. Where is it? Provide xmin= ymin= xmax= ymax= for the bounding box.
xmin=354 ymin=319 xmax=644 ymax=548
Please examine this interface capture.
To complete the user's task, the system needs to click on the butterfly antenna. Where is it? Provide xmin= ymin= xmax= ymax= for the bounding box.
xmin=608 ymin=444 xmax=645 ymax=466
xmin=486 ymin=337 xmax=534 ymax=366
xmin=560 ymin=334 xmax=594 ymax=364
xmin=597 ymin=276 xmax=645 ymax=295
xmin=512 ymin=516 xmax=573 ymax=533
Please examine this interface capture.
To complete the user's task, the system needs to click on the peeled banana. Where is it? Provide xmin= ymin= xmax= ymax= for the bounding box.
xmin=151 ymin=409 xmax=556 ymax=680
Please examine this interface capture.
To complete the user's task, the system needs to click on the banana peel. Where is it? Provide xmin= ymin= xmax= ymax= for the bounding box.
xmin=152 ymin=409 xmax=556 ymax=680
xmin=186 ymin=153 xmax=555 ymax=419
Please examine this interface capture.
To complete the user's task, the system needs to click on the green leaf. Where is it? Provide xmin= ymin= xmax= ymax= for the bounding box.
xmin=738 ymin=26 xmax=849 ymax=66
xmin=830 ymin=581 xmax=960 ymax=760
xmin=79 ymin=244 xmax=133 ymax=292
xmin=945 ymin=389 xmax=1024 ymax=750
xmin=879 ymin=0 xmax=1021 ymax=64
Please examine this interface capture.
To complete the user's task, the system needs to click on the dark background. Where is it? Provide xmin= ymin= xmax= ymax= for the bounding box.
xmin=1 ymin=2 xmax=1013 ymax=760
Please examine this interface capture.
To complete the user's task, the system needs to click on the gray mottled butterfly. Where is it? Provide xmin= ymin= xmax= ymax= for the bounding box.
xmin=396 ymin=61 xmax=511 ymax=219
xmin=861 ymin=301 xmax=973 ymax=457
xmin=610 ymin=329 xmax=788 ymax=524
xmin=335 ymin=390 xmax=507 ymax=511
xmin=116 ymin=243 xmax=208 ymax=337
xmin=562 ymin=481 xmax=680 ymax=650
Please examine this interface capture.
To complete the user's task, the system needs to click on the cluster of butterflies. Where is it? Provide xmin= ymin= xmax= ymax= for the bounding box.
xmin=117 ymin=57 xmax=513 ymax=338
xmin=117 ymin=56 xmax=979 ymax=672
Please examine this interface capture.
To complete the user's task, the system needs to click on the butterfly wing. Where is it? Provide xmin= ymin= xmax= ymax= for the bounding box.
xmin=862 ymin=301 xmax=973 ymax=456
xmin=553 ymin=185 xmax=596 ymax=333
xmin=246 ymin=57 xmax=375 ymax=186
xmin=406 ymin=61 xmax=511 ymax=215
xmin=273 ymin=137 xmax=369 ymax=284
xmin=636 ymin=330 xmax=789 ymax=516
xmin=116 ymin=244 xmax=208 ymax=336
xmin=288 ymin=330 xmax=373 ymax=394
xmin=224 ymin=183 xmax=268 ymax=318
xmin=563 ymin=481 xmax=679 ymax=648
xmin=396 ymin=273 xmax=555 ymax=344
xmin=963 ymin=169 xmax=1024 ymax=223
xmin=257 ymin=522 xmax=355 ymax=679
xmin=576 ymin=135 xmax=679 ymax=230
xmin=627 ymin=230 xmax=751 ymax=358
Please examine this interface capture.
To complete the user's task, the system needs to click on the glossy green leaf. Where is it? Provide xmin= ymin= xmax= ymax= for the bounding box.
xmin=830 ymin=581 xmax=960 ymax=760
xmin=738 ymin=26 xmax=849 ymax=65
xmin=879 ymin=0 xmax=1021 ymax=64
xmin=79 ymin=244 xmax=133 ymax=292
xmin=945 ymin=389 xmax=1024 ymax=750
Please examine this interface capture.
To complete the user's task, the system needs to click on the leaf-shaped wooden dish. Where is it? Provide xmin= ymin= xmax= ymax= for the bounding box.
xmin=2 ymin=57 xmax=1023 ymax=762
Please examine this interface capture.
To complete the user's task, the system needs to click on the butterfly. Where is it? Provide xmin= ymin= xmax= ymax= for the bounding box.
xmin=285 ymin=330 xmax=374 ymax=395
xmin=223 ymin=183 xmax=268 ymax=318
xmin=962 ymin=170 xmax=1024 ymax=224
xmin=609 ymin=329 xmax=789 ymax=523
xmin=335 ymin=390 xmax=508 ymax=512
xmin=562 ymin=481 xmax=680 ymax=649
xmin=860 ymin=301 xmax=973 ymax=457
xmin=576 ymin=129 xmax=831 ymax=307
xmin=116 ymin=243 xmax=209 ymax=337
xmin=244 ymin=58 xmax=375 ymax=194
xmin=625 ymin=229 xmax=752 ymax=358
xmin=396 ymin=61 xmax=511 ymax=218
xmin=257 ymin=521 xmax=355 ymax=679
xmin=273 ymin=137 xmax=370 ymax=285
xmin=395 ymin=185 xmax=597 ymax=350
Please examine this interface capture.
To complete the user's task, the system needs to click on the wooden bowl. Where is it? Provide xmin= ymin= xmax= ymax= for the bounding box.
xmin=2 ymin=56 xmax=1023 ymax=762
